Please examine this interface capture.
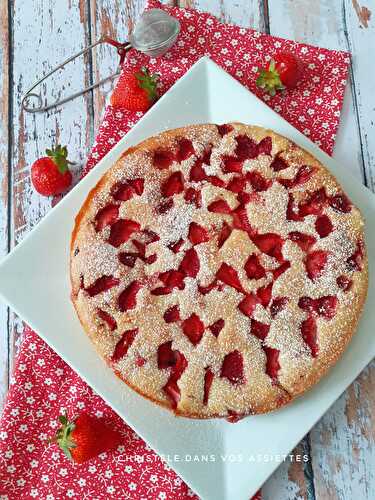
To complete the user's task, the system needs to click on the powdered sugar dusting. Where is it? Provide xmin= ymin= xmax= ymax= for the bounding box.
xmin=72 ymin=123 xmax=367 ymax=418
xmin=78 ymin=239 xmax=119 ymax=287
xmin=157 ymin=201 xmax=195 ymax=246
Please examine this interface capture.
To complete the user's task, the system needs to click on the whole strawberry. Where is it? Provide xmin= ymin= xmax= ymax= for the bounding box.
xmin=256 ymin=52 xmax=303 ymax=96
xmin=54 ymin=413 xmax=121 ymax=464
xmin=31 ymin=145 xmax=73 ymax=196
xmin=111 ymin=66 xmax=159 ymax=111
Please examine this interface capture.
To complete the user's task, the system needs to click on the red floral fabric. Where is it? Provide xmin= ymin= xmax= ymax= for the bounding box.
xmin=0 ymin=1 xmax=349 ymax=499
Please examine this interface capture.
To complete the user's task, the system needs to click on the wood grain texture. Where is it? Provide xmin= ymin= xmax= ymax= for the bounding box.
xmin=351 ymin=0 xmax=372 ymax=28
xmin=0 ymin=0 xmax=9 ymax=411
xmin=310 ymin=363 xmax=375 ymax=499
xmin=178 ymin=0 xmax=268 ymax=31
xmin=8 ymin=0 xmax=94 ymax=373
xmin=344 ymin=0 xmax=375 ymax=191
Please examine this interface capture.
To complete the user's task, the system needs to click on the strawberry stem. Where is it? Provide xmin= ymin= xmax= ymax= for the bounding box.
xmin=54 ymin=413 xmax=77 ymax=460
xmin=136 ymin=67 xmax=159 ymax=103
xmin=256 ymin=60 xmax=285 ymax=96
xmin=46 ymin=145 xmax=71 ymax=174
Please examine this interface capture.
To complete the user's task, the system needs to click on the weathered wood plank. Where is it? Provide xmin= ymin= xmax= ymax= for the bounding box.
xmin=268 ymin=1 xmax=375 ymax=498
xmin=262 ymin=439 xmax=314 ymax=500
xmin=344 ymin=0 xmax=375 ymax=190
xmin=89 ymin=0 xmax=147 ymax=131
xmin=351 ymin=0 xmax=372 ymax=28
xmin=8 ymin=0 xmax=94 ymax=373
xmin=0 ymin=0 xmax=9 ymax=412
xmin=310 ymin=362 xmax=375 ymax=499
xmin=178 ymin=0 xmax=268 ymax=32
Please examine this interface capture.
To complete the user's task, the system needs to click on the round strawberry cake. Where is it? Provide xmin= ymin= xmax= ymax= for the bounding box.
xmin=70 ymin=123 xmax=368 ymax=420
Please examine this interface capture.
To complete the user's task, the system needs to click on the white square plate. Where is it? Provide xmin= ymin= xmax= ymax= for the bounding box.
xmin=0 ymin=57 xmax=374 ymax=500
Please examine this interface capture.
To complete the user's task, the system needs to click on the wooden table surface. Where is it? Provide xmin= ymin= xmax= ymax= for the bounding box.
xmin=0 ymin=1 xmax=374 ymax=498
